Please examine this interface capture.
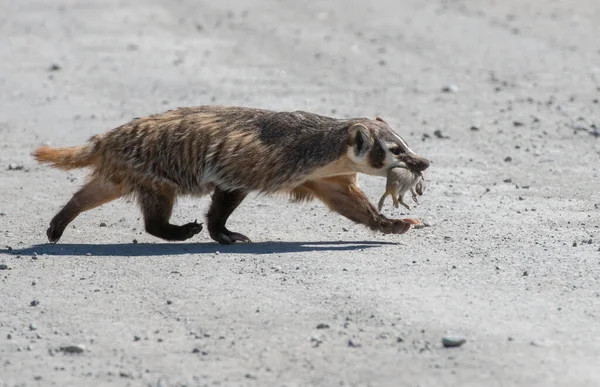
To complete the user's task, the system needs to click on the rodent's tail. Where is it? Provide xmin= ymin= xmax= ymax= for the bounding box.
xmin=32 ymin=144 xmax=96 ymax=170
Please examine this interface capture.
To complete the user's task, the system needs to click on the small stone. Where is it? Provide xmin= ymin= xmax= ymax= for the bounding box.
xmin=441 ymin=84 xmax=458 ymax=93
xmin=316 ymin=323 xmax=330 ymax=329
xmin=347 ymin=339 xmax=361 ymax=348
xmin=30 ymin=300 xmax=39 ymax=307
xmin=433 ymin=129 xmax=449 ymax=139
xmin=166 ymin=300 xmax=172 ymax=305
xmin=48 ymin=63 xmax=61 ymax=71
xmin=396 ymin=337 xmax=404 ymax=343
xmin=29 ymin=322 xmax=37 ymax=331
xmin=132 ymin=239 xmax=138 ymax=244
xmin=504 ymin=156 xmax=512 ymax=162
xmin=133 ymin=335 xmax=141 ymax=342
xmin=0 ymin=264 xmax=8 ymax=270
xmin=470 ymin=126 xmax=480 ymax=131
xmin=503 ymin=178 xmax=512 ymax=183
xmin=513 ymin=121 xmax=524 ymax=127
xmin=522 ymin=271 xmax=528 ymax=276
xmin=99 ymin=222 xmax=107 ymax=227
xmin=59 ymin=344 xmax=85 ymax=354
xmin=119 ymin=372 xmax=132 ymax=379
xmin=587 ymin=239 xmax=593 ymax=244
xmin=518 ymin=196 xmax=524 ymax=201
xmin=7 ymin=333 xmax=12 ymax=339
xmin=192 ymin=348 xmax=200 ymax=353
xmin=573 ymin=242 xmax=577 ymax=247
xmin=442 ymin=336 xmax=466 ymax=348
xmin=342 ymin=227 xmax=348 ymax=232
xmin=7 ymin=163 xmax=24 ymax=171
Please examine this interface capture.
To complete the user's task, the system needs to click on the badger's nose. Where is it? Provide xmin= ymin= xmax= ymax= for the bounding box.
xmin=407 ymin=156 xmax=430 ymax=172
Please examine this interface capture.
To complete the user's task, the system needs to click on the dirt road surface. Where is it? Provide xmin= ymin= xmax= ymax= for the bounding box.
xmin=1 ymin=0 xmax=599 ymax=386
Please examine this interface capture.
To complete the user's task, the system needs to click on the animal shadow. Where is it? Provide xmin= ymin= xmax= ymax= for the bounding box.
xmin=5 ymin=240 xmax=401 ymax=257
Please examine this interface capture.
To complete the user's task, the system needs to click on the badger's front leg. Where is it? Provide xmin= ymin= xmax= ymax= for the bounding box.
xmin=206 ymin=187 xmax=251 ymax=245
xmin=301 ymin=175 xmax=419 ymax=235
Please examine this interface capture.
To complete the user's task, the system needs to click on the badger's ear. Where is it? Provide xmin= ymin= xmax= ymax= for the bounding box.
xmin=348 ymin=123 xmax=372 ymax=156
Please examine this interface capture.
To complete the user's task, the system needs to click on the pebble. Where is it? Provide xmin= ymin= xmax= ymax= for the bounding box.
xmin=504 ymin=156 xmax=512 ymax=162
xmin=29 ymin=322 xmax=37 ymax=331
xmin=433 ymin=129 xmax=449 ymax=139
xmin=442 ymin=336 xmax=466 ymax=348
xmin=7 ymin=163 xmax=24 ymax=171
xmin=59 ymin=345 xmax=85 ymax=354
xmin=48 ymin=63 xmax=61 ymax=71
xmin=7 ymin=333 xmax=12 ymax=339
xmin=441 ymin=84 xmax=459 ymax=93
xmin=30 ymin=300 xmax=39 ymax=307
xmin=316 ymin=323 xmax=330 ymax=329
xmin=133 ymin=335 xmax=141 ymax=341
xmin=99 ymin=222 xmax=107 ymax=227
xmin=192 ymin=348 xmax=200 ymax=353
xmin=347 ymin=339 xmax=361 ymax=348
xmin=132 ymin=239 xmax=138 ymax=244
xmin=0 ymin=264 xmax=8 ymax=270
xmin=523 ymin=271 xmax=529 ymax=276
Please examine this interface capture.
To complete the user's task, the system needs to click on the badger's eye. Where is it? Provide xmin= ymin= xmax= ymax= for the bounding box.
xmin=390 ymin=147 xmax=402 ymax=155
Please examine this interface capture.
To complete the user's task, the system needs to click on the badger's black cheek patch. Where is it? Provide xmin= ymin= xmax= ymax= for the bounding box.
xmin=368 ymin=140 xmax=386 ymax=169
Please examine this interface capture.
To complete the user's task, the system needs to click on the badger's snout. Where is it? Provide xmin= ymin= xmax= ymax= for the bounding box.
xmin=405 ymin=155 xmax=430 ymax=172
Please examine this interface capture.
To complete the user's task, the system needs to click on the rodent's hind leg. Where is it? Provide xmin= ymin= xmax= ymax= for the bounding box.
xmin=47 ymin=177 xmax=124 ymax=243
xmin=139 ymin=187 xmax=202 ymax=241
xmin=206 ymin=187 xmax=250 ymax=245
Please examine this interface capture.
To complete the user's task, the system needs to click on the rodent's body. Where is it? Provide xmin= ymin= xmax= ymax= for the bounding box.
xmin=33 ymin=105 xmax=431 ymax=244
xmin=377 ymin=168 xmax=424 ymax=212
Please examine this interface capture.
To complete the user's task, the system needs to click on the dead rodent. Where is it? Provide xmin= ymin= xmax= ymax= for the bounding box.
xmin=377 ymin=168 xmax=425 ymax=212
xmin=32 ymin=106 xmax=430 ymax=245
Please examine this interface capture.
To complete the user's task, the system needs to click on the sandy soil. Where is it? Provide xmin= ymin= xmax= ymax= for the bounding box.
xmin=1 ymin=0 xmax=599 ymax=386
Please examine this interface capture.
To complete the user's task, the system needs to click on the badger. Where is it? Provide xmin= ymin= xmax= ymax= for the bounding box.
xmin=32 ymin=106 xmax=430 ymax=245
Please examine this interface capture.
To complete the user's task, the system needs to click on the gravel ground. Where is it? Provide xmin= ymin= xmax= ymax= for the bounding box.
xmin=1 ymin=0 xmax=599 ymax=386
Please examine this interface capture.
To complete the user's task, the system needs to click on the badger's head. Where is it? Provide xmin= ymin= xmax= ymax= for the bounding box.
xmin=347 ymin=117 xmax=430 ymax=176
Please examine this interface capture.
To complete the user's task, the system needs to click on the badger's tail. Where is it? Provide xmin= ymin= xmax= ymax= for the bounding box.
xmin=32 ymin=144 xmax=96 ymax=170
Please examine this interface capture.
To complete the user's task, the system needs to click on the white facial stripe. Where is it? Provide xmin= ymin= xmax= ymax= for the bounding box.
xmin=390 ymin=132 xmax=415 ymax=154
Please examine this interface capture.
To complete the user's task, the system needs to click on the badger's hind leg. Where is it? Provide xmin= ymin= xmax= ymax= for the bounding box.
xmin=47 ymin=177 xmax=124 ymax=243
xmin=206 ymin=187 xmax=250 ymax=245
xmin=138 ymin=186 xmax=202 ymax=241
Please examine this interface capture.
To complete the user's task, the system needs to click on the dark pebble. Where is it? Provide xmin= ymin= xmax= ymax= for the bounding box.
xmin=504 ymin=156 xmax=512 ymax=162
xmin=30 ymin=300 xmax=39 ymax=307
xmin=316 ymin=323 xmax=330 ymax=329
xmin=99 ymin=222 xmax=107 ymax=227
xmin=0 ymin=264 xmax=8 ymax=270
xmin=442 ymin=336 xmax=466 ymax=348
xmin=348 ymin=339 xmax=361 ymax=348
xmin=59 ymin=345 xmax=85 ymax=354
xmin=48 ymin=63 xmax=61 ymax=71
